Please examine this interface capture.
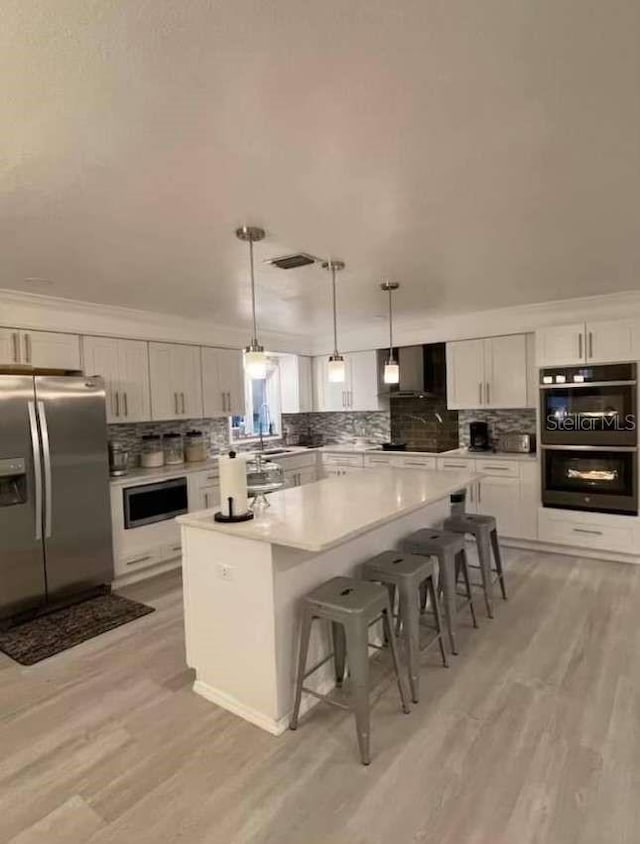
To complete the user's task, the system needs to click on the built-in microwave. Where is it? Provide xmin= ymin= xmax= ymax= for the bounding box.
xmin=540 ymin=363 xmax=637 ymax=447
xmin=123 ymin=477 xmax=188 ymax=529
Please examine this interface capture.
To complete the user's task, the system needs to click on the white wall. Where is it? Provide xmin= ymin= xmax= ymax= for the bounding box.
xmin=5 ymin=287 xmax=640 ymax=358
xmin=310 ymin=290 xmax=640 ymax=355
xmin=0 ymin=289 xmax=313 ymax=355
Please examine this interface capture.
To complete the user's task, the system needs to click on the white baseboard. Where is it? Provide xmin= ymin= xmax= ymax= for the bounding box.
xmin=192 ymin=675 xmax=338 ymax=736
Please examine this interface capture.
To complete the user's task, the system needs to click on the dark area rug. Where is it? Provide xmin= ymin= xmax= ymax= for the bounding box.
xmin=0 ymin=594 xmax=155 ymax=665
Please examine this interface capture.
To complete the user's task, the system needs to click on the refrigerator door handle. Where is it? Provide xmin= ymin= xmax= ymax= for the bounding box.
xmin=27 ymin=401 xmax=43 ymax=541
xmin=37 ymin=401 xmax=53 ymax=539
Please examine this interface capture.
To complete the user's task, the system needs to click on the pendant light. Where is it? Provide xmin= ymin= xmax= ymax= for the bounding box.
xmin=236 ymin=225 xmax=267 ymax=380
xmin=323 ymin=259 xmax=346 ymax=383
xmin=380 ymin=281 xmax=400 ymax=384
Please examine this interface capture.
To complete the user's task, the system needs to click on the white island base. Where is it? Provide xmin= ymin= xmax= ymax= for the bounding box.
xmin=178 ymin=468 xmax=480 ymax=735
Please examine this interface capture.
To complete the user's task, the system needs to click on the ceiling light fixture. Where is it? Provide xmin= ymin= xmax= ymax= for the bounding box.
xmin=323 ymin=260 xmax=346 ymax=383
xmin=236 ymin=225 xmax=267 ymax=380
xmin=380 ymin=281 xmax=400 ymax=384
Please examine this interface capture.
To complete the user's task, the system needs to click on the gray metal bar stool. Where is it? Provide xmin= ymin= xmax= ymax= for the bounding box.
xmin=290 ymin=576 xmax=410 ymax=765
xmin=362 ymin=551 xmax=448 ymax=704
xmin=443 ymin=513 xmax=507 ymax=619
xmin=403 ymin=528 xmax=478 ymax=656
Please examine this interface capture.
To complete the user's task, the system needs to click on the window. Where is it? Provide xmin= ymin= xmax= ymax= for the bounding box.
xmin=230 ymin=357 xmax=281 ymax=442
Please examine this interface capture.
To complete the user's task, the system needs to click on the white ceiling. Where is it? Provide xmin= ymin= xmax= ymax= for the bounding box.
xmin=2 ymin=0 xmax=640 ymax=338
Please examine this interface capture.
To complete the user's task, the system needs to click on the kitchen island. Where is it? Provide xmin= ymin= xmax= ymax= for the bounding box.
xmin=177 ymin=467 xmax=481 ymax=734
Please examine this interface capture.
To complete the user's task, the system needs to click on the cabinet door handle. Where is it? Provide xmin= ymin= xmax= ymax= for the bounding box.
xmin=486 ymin=382 xmax=490 ymax=405
xmin=478 ymin=382 xmax=483 ymax=405
xmin=204 ymin=492 xmax=209 ymax=508
xmin=227 ymin=392 xmax=232 ymax=412
xmin=221 ymin=392 xmax=226 ymax=412
xmin=578 ymin=333 xmax=583 ymax=360
xmin=12 ymin=332 xmax=19 ymax=363
xmin=442 ymin=462 xmax=467 ymax=469
xmin=174 ymin=392 xmax=179 ymax=414
xmin=115 ymin=391 xmax=120 ymax=417
xmin=481 ymin=465 xmax=511 ymax=471
xmin=24 ymin=333 xmax=31 ymax=363
xmin=123 ymin=392 xmax=128 ymax=417
xmin=477 ymin=481 xmax=482 ymax=504
xmin=181 ymin=392 xmax=185 ymax=414
xmin=572 ymin=527 xmax=603 ymax=536
xmin=588 ymin=332 xmax=593 ymax=360
xmin=126 ymin=555 xmax=152 ymax=567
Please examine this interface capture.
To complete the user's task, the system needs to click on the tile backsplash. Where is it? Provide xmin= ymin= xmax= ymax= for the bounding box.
xmin=108 ymin=418 xmax=231 ymax=466
xmin=458 ymin=409 xmax=537 ymax=448
xmin=390 ymin=396 xmax=459 ymax=452
xmin=282 ymin=411 xmax=390 ymax=445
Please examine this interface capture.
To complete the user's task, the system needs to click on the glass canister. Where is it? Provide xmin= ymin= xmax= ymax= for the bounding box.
xmin=185 ymin=430 xmax=208 ymax=463
xmin=140 ymin=434 xmax=164 ymax=468
xmin=163 ymin=432 xmax=184 ymax=465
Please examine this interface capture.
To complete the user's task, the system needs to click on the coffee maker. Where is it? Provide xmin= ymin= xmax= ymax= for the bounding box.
xmin=469 ymin=421 xmax=490 ymax=452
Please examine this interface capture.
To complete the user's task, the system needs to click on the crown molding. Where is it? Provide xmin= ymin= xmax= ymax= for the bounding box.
xmin=310 ymin=290 xmax=640 ymax=354
xmin=0 ymin=289 xmax=313 ymax=354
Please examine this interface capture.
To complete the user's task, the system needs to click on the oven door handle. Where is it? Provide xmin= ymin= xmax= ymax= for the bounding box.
xmin=539 ymin=380 xmax=637 ymax=389
xmin=542 ymin=445 xmax=638 ymax=452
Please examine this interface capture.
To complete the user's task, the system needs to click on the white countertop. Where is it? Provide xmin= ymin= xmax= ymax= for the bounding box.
xmin=109 ymin=446 xmax=319 ymax=486
xmin=177 ymin=467 xmax=481 ymax=553
xmin=319 ymin=444 xmax=459 ymax=456
xmin=319 ymin=444 xmax=537 ymax=461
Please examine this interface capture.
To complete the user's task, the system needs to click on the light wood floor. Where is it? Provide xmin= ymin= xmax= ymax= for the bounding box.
xmin=2 ymin=548 xmax=640 ymax=843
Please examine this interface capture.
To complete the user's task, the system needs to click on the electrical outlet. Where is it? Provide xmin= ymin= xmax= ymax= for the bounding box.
xmin=217 ymin=563 xmax=234 ymax=581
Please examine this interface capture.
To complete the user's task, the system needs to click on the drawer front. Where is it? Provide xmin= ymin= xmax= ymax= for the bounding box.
xmin=475 ymin=459 xmax=520 ymax=478
xmin=322 ymin=454 xmax=365 ymax=468
xmin=437 ymin=458 xmax=473 ymax=472
xmin=365 ymin=454 xmax=395 ymax=467
xmin=400 ymin=456 xmax=436 ymax=470
xmin=538 ymin=512 xmax=634 ymax=553
xmin=115 ymin=547 xmax=163 ymax=577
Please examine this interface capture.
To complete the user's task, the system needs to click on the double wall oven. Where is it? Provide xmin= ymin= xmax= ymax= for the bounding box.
xmin=540 ymin=363 xmax=638 ymax=515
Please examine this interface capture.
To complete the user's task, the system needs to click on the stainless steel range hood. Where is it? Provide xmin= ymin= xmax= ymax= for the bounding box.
xmin=377 ymin=343 xmax=447 ymax=399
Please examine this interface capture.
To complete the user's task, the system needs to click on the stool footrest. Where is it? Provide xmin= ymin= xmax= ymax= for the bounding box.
xmin=303 ymin=651 xmax=336 ymax=681
xmin=300 ymin=686 xmax=351 ymax=711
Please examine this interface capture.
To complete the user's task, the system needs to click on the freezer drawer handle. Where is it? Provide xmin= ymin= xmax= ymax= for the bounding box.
xmin=27 ymin=401 xmax=43 ymax=541
xmin=37 ymin=401 xmax=53 ymax=539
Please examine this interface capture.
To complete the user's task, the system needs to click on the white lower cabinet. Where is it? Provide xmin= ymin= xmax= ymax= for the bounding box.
xmin=437 ymin=455 xmax=538 ymax=540
xmin=538 ymin=508 xmax=636 ymax=555
xmin=321 ymin=452 xmax=365 ymax=478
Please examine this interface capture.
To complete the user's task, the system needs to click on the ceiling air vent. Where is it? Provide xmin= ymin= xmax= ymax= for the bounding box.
xmin=264 ymin=253 xmax=319 ymax=270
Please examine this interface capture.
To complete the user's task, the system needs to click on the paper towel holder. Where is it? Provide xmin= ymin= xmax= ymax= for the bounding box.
xmin=214 ymin=496 xmax=255 ymax=523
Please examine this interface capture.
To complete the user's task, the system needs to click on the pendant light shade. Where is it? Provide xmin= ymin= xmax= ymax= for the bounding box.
xmin=236 ymin=225 xmax=267 ymax=380
xmin=323 ymin=259 xmax=346 ymax=384
xmin=380 ymin=281 xmax=400 ymax=384
xmin=327 ymin=354 xmax=346 ymax=383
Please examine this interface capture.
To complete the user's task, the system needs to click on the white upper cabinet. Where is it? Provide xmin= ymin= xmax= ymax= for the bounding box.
xmin=83 ymin=336 xmax=151 ymax=423
xmin=313 ymin=350 xmax=382 ymax=412
xmin=349 ymin=351 xmax=383 ymax=411
xmin=149 ymin=342 xmax=203 ymax=420
xmin=446 ymin=339 xmax=485 ymax=409
xmin=201 ymin=347 xmax=245 ymax=417
xmin=0 ymin=328 xmax=81 ymax=370
xmin=536 ymin=319 xmax=639 ymax=367
xmin=483 ymin=334 xmax=529 ymax=408
xmin=0 ymin=329 xmax=19 ymax=365
xmin=447 ymin=334 xmax=532 ymax=409
xmin=279 ymin=354 xmax=313 ymax=414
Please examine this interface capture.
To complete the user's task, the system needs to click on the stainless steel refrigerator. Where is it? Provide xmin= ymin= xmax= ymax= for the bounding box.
xmin=0 ymin=373 xmax=113 ymax=622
